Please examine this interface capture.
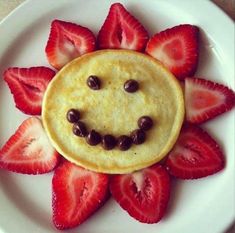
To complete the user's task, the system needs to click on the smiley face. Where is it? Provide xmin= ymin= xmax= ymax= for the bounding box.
xmin=42 ymin=49 xmax=184 ymax=174
xmin=67 ymin=76 xmax=153 ymax=149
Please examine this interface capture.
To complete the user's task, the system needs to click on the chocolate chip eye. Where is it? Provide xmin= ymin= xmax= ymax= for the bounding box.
xmin=124 ymin=79 xmax=139 ymax=93
xmin=87 ymin=75 xmax=101 ymax=90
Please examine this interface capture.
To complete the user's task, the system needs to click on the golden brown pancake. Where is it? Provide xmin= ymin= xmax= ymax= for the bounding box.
xmin=42 ymin=49 xmax=184 ymax=174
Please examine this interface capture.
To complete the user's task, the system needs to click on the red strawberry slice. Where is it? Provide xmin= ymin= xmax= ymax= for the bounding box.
xmin=45 ymin=20 xmax=96 ymax=70
xmin=97 ymin=3 xmax=149 ymax=51
xmin=110 ymin=164 xmax=170 ymax=223
xmin=52 ymin=161 xmax=109 ymax=230
xmin=165 ymin=124 xmax=225 ymax=179
xmin=0 ymin=117 xmax=60 ymax=174
xmin=185 ymin=77 xmax=235 ymax=124
xmin=3 ymin=66 xmax=55 ymax=115
xmin=146 ymin=24 xmax=199 ymax=80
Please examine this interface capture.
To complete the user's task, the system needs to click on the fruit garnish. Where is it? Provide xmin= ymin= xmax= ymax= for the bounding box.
xmin=45 ymin=19 xmax=96 ymax=70
xmin=146 ymin=24 xmax=199 ymax=80
xmin=97 ymin=3 xmax=149 ymax=51
xmin=110 ymin=164 xmax=170 ymax=223
xmin=0 ymin=117 xmax=60 ymax=174
xmin=185 ymin=77 xmax=235 ymax=124
xmin=3 ymin=66 xmax=55 ymax=115
xmin=52 ymin=161 xmax=109 ymax=230
xmin=165 ymin=124 xmax=225 ymax=179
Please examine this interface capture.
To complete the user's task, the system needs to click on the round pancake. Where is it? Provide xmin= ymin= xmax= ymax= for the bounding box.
xmin=42 ymin=49 xmax=184 ymax=174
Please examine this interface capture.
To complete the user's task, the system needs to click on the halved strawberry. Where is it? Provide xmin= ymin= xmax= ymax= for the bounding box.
xmin=97 ymin=3 xmax=149 ymax=51
xmin=165 ymin=124 xmax=225 ymax=179
xmin=45 ymin=20 xmax=96 ymax=70
xmin=110 ymin=164 xmax=170 ymax=223
xmin=0 ymin=117 xmax=60 ymax=174
xmin=185 ymin=77 xmax=235 ymax=124
xmin=3 ymin=66 xmax=55 ymax=115
xmin=52 ymin=161 xmax=109 ymax=230
xmin=146 ymin=24 xmax=199 ymax=80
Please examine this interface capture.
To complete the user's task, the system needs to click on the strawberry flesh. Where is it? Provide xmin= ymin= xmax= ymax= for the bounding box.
xmin=146 ymin=24 xmax=199 ymax=80
xmin=45 ymin=20 xmax=96 ymax=70
xmin=110 ymin=164 xmax=170 ymax=223
xmin=0 ymin=117 xmax=60 ymax=174
xmin=185 ymin=77 xmax=235 ymax=124
xmin=97 ymin=3 xmax=149 ymax=51
xmin=52 ymin=161 xmax=109 ymax=230
xmin=3 ymin=66 xmax=55 ymax=115
xmin=165 ymin=124 xmax=225 ymax=179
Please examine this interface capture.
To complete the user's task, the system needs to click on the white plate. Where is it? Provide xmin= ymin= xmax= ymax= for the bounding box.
xmin=0 ymin=0 xmax=234 ymax=233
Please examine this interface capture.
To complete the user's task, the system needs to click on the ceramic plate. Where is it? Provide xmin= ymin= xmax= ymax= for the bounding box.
xmin=0 ymin=0 xmax=234 ymax=233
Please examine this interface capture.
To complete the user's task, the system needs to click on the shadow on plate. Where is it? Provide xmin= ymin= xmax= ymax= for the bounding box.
xmin=163 ymin=177 xmax=184 ymax=220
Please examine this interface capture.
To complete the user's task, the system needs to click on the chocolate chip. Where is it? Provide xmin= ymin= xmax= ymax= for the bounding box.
xmin=72 ymin=121 xmax=87 ymax=137
xmin=130 ymin=129 xmax=146 ymax=144
xmin=87 ymin=75 xmax=101 ymax=90
xmin=86 ymin=130 xmax=102 ymax=146
xmin=124 ymin=79 xmax=139 ymax=93
xmin=117 ymin=135 xmax=132 ymax=151
xmin=138 ymin=116 xmax=153 ymax=131
xmin=66 ymin=109 xmax=80 ymax=123
xmin=102 ymin=134 xmax=117 ymax=150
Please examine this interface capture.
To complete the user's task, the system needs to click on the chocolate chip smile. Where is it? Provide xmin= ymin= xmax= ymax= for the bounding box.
xmin=66 ymin=109 xmax=153 ymax=151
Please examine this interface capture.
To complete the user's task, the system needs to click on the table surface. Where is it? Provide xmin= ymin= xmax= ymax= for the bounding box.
xmin=0 ymin=0 xmax=234 ymax=233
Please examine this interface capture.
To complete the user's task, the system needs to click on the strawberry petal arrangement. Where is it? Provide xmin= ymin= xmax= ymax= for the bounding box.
xmin=1 ymin=2 xmax=235 ymax=231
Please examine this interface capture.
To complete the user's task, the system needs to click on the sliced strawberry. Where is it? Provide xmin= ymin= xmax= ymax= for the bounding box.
xmin=45 ymin=20 xmax=96 ymax=70
xmin=165 ymin=124 xmax=225 ymax=179
xmin=0 ymin=117 xmax=60 ymax=174
xmin=3 ymin=66 xmax=55 ymax=115
xmin=185 ymin=77 xmax=235 ymax=124
xmin=52 ymin=161 xmax=109 ymax=230
xmin=146 ymin=24 xmax=199 ymax=80
xmin=97 ymin=3 xmax=149 ymax=51
xmin=110 ymin=164 xmax=170 ymax=223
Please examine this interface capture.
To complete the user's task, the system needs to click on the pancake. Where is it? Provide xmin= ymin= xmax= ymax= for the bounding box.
xmin=42 ymin=49 xmax=184 ymax=174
